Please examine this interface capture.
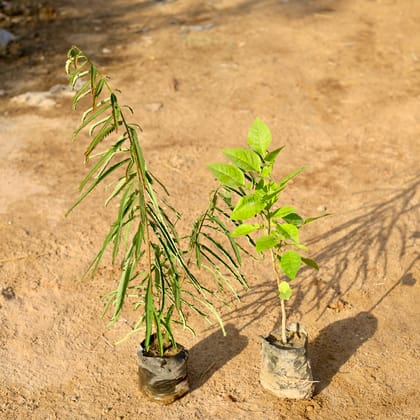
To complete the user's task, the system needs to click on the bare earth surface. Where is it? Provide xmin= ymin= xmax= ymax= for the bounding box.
xmin=0 ymin=0 xmax=419 ymax=419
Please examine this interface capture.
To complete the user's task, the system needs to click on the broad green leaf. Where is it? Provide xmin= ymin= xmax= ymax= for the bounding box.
xmin=231 ymin=223 xmax=260 ymax=237
xmin=261 ymin=165 xmax=272 ymax=177
xmin=265 ymin=146 xmax=284 ymax=164
xmin=279 ymin=250 xmax=302 ymax=280
xmin=260 ymin=182 xmax=281 ymax=209
xmin=248 ymin=117 xmax=272 ymax=156
xmin=256 ymin=234 xmax=278 ymax=252
xmin=271 ymin=206 xmax=297 ymax=219
xmin=278 ymin=281 xmax=292 ymax=300
xmin=282 ymin=213 xmax=304 ymax=226
xmin=277 ymin=223 xmax=299 ymax=243
xmin=230 ymin=192 xmax=266 ymax=220
xmin=208 ymin=163 xmax=245 ymax=188
xmin=302 ymin=257 xmax=319 ymax=270
xmin=223 ymin=148 xmax=261 ymax=172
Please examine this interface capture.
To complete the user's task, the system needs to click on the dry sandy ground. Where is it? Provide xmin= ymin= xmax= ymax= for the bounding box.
xmin=0 ymin=0 xmax=419 ymax=418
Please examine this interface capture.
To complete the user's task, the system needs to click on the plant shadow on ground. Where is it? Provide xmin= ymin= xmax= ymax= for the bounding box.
xmin=218 ymin=175 xmax=419 ymax=332
xmin=188 ymin=323 xmax=248 ymax=391
xmin=310 ymin=269 xmax=416 ymax=393
xmin=310 ymin=311 xmax=378 ymax=394
xmin=299 ymin=174 xmax=419 ymax=318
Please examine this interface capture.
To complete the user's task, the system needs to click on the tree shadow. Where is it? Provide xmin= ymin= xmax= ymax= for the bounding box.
xmin=220 ymin=280 xmax=278 ymax=332
xmin=188 ymin=323 xmax=248 ymax=391
xmin=297 ymin=175 xmax=419 ymax=318
xmin=310 ymin=311 xmax=378 ymax=394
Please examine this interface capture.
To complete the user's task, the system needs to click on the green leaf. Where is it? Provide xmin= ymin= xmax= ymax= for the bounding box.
xmin=271 ymin=206 xmax=297 ymax=219
xmin=208 ymin=163 xmax=245 ymax=188
xmin=282 ymin=213 xmax=304 ymax=226
xmin=230 ymin=192 xmax=266 ymax=220
xmin=79 ymin=145 xmax=116 ymax=191
xmin=262 ymin=181 xmax=282 ymax=202
xmin=265 ymin=146 xmax=284 ymax=164
xmin=94 ymin=78 xmax=105 ymax=99
xmin=85 ymin=120 xmax=116 ymax=159
xmin=261 ymin=165 xmax=272 ymax=178
xmin=248 ymin=117 xmax=272 ymax=156
xmin=208 ymin=211 xmax=244 ymax=267
xmin=277 ymin=223 xmax=299 ymax=243
xmin=279 ymin=250 xmax=302 ymax=280
xmin=279 ymin=167 xmax=306 ymax=188
xmin=222 ymin=148 xmax=261 ymax=172
xmin=278 ymin=281 xmax=292 ymax=300
xmin=72 ymin=80 xmax=91 ymax=110
xmin=110 ymin=261 xmax=133 ymax=324
xmin=104 ymin=174 xmax=135 ymax=207
xmin=231 ymin=223 xmax=260 ymax=237
xmin=90 ymin=64 xmax=97 ymax=91
xmin=144 ymin=275 xmax=155 ymax=351
xmin=302 ymin=257 xmax=319 ymax=270
xmin=88 ymin=115 xmax=113 ymax=137
xmin=73 ymin=102 xmax=112 ymax=140
xmin=66 ymin=158 xmax=131 ymax=215
xmin=304 ymin=213 xmax=331 ymax=225
xmin=255 ymin=234 xmax=278 ymax=252
xmin=111 ymin=93 xmax=121 ymax=131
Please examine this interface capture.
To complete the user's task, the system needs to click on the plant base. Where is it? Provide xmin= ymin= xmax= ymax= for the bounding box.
xmin=137 ymin=339 xmax=189 ymax=404
xmin=260 ymin=323 xmax=315 ymax=399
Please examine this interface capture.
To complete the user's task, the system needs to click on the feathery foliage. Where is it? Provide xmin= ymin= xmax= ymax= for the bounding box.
xmin=65 ymin=46 xmax=247 ymax=355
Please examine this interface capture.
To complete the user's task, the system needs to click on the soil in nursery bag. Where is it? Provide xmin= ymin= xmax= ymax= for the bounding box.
xmin=260 ymin=323 xmax=315 ymax=399
xmin=138 ymin=338 xmax=189 ymax=404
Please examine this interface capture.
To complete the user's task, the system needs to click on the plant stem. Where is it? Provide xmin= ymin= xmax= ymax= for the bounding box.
xmin=280 ymin=298 xmax=287 ymax=344
xmin=270 ymin=249 xmax=287 ymax=344
xmin=266 ymin=208 xmax=287 ymax=345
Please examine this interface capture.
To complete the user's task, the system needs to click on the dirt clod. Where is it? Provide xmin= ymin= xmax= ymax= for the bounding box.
xmin=1 ymin=286 xmax=15 ymax=300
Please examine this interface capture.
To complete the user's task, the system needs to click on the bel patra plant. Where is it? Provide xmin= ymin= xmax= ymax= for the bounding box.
xmin=65 ymin=46 xmax=247 ymax=357
xmin=208 ymin=118 xmax=327 ymax=345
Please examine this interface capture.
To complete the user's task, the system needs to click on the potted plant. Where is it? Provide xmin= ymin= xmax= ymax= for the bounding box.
xmin=208 ymin=117 xmax=327 ymax=399
xmin=65 ymin=46 xmax=247 ymax=404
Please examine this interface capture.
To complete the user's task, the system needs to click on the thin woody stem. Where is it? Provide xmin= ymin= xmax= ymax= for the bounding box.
xmin=280 ymin=298 xmax=287 ymax=344
xmin=270 ymin=248 xmax=287 ymax=344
